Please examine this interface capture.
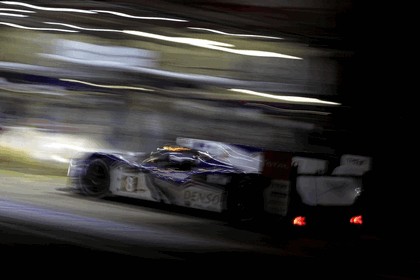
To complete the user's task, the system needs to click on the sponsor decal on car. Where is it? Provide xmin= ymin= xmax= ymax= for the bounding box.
xmin=183 ymin=186 xmax=223 ymax=212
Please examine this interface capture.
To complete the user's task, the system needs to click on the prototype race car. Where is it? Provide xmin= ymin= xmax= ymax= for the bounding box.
xmin=67 ymin=142 xmax=270 ymax=223
xmin=67 ymin=138 xmax=372 ymax=227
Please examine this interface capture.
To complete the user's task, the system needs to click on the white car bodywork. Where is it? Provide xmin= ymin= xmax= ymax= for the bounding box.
xmin=108 ymin=166 xmax=226 ymax=213
xmin=295 ymin=154 xmax=371 ymax=206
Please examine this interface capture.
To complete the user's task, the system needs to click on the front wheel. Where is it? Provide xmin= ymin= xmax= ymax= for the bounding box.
xmin=79 ymin=158 xmax=110 ymax=197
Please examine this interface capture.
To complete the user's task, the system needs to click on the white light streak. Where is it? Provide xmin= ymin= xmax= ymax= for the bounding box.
xmin=0 ymin=21 xmax=79 ymax=32
xmin=188 ymin=27 xmax=282 ymax=40
xmin=43 ymin=22 xmax=300 ymax=59
xmin=0 ymin=12 xmax=27 ymax=17
xmin=44 ymin=21 xmax=119 ymax=32
xmin=45 ymin=22 xmax=233 ymax=47
xmin=230 ymin=89 xmax=341 ymax=105
xmin=124 ymin=30 xmax=300 ymax=59
xmin=92 ymin=10 xmax=187 ymax=22
xmin=60 ymin=79 xmax=154 ymax=92
xmin=0 ymin=8 xmax=35 ymax=13
xmin=212 ymin=46 xmax=301 ymax=59
xmin=50 ymin=155 xmax=69 ymax=163
xmin=123 ymin=30 xmax=302 ymax=59
xmin=45 ymin=142 xmax=89 ymax=152
xmin=123 ymin=29 xmax=234 ymax=47
xmin=1 ymin=1 xmax=97 ymax=14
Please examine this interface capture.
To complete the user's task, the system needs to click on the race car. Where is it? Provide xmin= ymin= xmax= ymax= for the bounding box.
xmin=67 ymin=138 xmax=372 ymax=227
xmin=67 ymin=142 xmax=270 ymax=223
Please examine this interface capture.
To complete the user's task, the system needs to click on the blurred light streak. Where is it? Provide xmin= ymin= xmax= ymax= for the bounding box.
xmin=0 ymin=21 xmax=78 ymax=32
xmin=50 ymin=155 xmax=69 ymax=164
xmin=0 ymin=2 xmax=185 ymax=21
xmin=43 ymin=22 xmax=299 ymax=59
xmin=92 ymin=10 xmax=187 ymax=22
xmin=0 ymin=85 xmax=66 ymax=96
xmin=44 ymin=22 xmax=233 ymax=47
xmin=60 ymin=78 xmax=154 ymax=92
xmin=230 ymin=89 xmax=341 ymax=105
xmin=0 ymin=8 xmax=35 ymax=12
xmin=0 ymin=11 xmax=27 ymax=17
xmin=188 ymin=27 xmax=282 ymax=40
xmin=45 ymin=142 xmax=89 ymax=153
xmin=0 ymin=1 xmax=97 ymax=14
xmin=245 ymin=102 xmax=332 ymax=115
xmin=43 ymin=21 xmax=120 ymax=32
xmin=205 ymin=45 xmax=301 ymax=59
xmin=123 ymin=30 xmax=298 ymax=58
xmin=122 ymin=29 xmax=234 ymax=47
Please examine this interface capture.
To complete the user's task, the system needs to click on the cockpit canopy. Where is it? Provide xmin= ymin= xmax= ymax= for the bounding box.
xmin=142 ymin=145 xmax=232 ymax=170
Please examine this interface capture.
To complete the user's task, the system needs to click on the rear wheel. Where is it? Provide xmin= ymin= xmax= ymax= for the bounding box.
xmin=227 ymin=177 xmax=263 ymax=224
xmin=79 ymin=158 xmax=110 ymax=197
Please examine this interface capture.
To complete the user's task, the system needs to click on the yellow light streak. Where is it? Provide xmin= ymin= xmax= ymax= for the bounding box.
xmin=60 ymin=79 xmax=154 ymax=92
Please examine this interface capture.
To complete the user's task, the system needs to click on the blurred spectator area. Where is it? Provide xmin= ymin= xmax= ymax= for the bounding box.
xmin=0 ymin=0 xmax=362 ymax=155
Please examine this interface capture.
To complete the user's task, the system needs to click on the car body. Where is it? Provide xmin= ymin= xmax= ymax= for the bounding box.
xmin=67 ymin=143 xmax=270 ymax=223
xmin=67 ymin=138 xmax=372 ymax=227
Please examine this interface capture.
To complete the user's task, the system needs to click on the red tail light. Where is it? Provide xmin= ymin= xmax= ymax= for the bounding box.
xmin=350 ymin=215 xmax=363 ymax=225
xmin=293 ymin=216 xmax=306 ymax=226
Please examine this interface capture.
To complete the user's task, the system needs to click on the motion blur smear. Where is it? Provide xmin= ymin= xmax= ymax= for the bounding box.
xmin=3 ymin=2 xmax=420 ymax=278
xmin=0 ymin=0 xmax=364 ymax=171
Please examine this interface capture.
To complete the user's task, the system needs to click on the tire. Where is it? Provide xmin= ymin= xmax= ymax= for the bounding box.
xmin=79 ymin=158 xmax=110 ymax=197
xmin=226 ymin=176 xmax=263 ymax=224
